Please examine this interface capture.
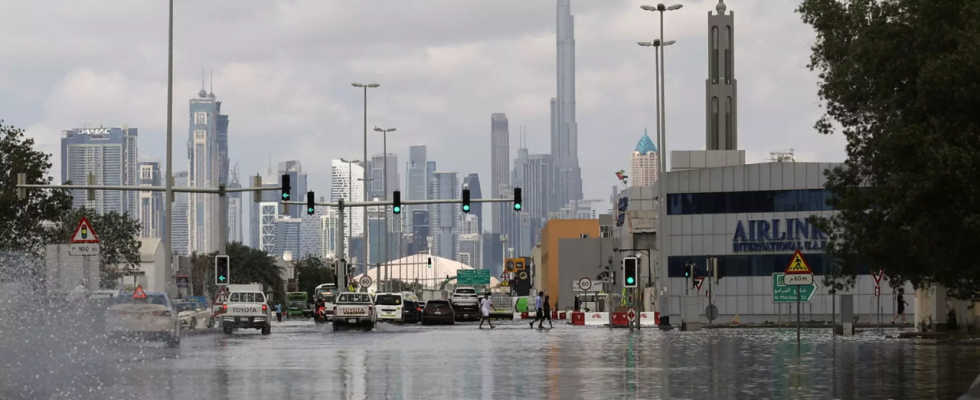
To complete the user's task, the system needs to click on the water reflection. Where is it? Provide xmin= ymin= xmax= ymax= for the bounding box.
xmin=6 ymin=322 xmax=980 ymax=399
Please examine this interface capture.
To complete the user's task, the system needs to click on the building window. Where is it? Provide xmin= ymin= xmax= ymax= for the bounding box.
xmin=710 ymin=97 xmax=719 ymax=149
xmin=725 ymin=26 xmax=733 ymax=84
xmin=195 ymin=112 xmax=208 ymax=125
xmin=711 ymin=27 xmax=719 ymax=84
xmin=725 ymin=97 xmax=733 ymax=148
xmin=195 ymin=130 xmax=206 ymax=140
xmin=667 ymin=189 xmax=837 ymax=215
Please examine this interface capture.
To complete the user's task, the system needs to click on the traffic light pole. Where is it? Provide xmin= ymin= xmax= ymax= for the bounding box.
xmin=284 ymin=196 xmax=517 ymax=292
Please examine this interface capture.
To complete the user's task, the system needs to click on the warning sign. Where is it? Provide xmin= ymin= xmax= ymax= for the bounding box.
xmin=70 ymin=217 xmax=100 ymax=244
xmin=784 ymin=250 xmax=813 ymax=274
xmin=133 ymin=285 xmax=147 ymax=299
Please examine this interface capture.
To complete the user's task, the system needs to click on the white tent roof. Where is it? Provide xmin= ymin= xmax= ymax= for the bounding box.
xmin=352 ymin=255 xmax=500 ymax=292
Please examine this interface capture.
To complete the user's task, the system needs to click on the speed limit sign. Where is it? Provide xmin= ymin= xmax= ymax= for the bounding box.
xmin=578 ymin=277 xmax=593 ymax=291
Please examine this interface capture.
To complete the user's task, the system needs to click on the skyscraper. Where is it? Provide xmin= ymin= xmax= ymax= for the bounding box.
xmin=187 ymin=86 xmax=227 ymax=254
xmin=429 ymin=171 xmax=459 ymax=260
xmin=707 ymin=0 xmax=738 ymax=150
xmin=631 ymin=129 xmax=659 ymax=187
xmin=171 ymin=171 xmax=190 ymax=256
xmin=408 ymin=209 xmax=430 ymax=255
xmin=61 ymin=126 xmax=138 ymax=214
xmin=553 ymin=0 xmax=584 ymax=210
xmin=406 ymin=145 xmax=428 ymax=229
xmin=320 ymin=209 xmax=340 ymax=259
xmin=137 ymin=158 xmax=163 ymax=238
xmin=331 ymin=160 xmax=365 ymax=259
xmin=370 ymin=153 xmax=399 ymax=201
xmin=227 ymin=162 xmax=243 ymax=244
xmin=490 ymin=113 xmax=511 ymax=237
xmin=462 ymin=173 xmax=483 ymax=233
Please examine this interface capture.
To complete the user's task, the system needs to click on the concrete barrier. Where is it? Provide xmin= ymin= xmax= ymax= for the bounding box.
xmin=584 ymin=312 xmax=608 ymax=325
xmin=639 ymin=312 xmax=660 ymax=326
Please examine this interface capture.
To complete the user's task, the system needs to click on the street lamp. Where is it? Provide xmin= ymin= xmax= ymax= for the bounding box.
xmin=163 ymin=0 xmax=175 ymax=282
xmin=637 ymin=38 xmax=676 ymax=171
xmin=373 ymin=126 xmax=396 ymax=288
xmin=352 ymin=82 xmax=379 ymax=283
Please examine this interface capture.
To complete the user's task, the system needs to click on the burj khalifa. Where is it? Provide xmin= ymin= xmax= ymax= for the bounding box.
xmin=551 ymin=0 xmax=584 ymax=210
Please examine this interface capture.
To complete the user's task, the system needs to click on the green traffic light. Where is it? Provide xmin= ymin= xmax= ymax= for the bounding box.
xmin=514 ymin=203 xmax=521 ymax=210
xmin=282 ymin=193 xmax=289 ymax=199
xmin=308 ymin=207 xmax=314 ymax=213
xmin=393 ymin=206 xmax=400 ymax=213
xmin=627 ymin=277 xmax=634 ymax=284
xmin=462 ymin=205 xmax=470 ymax=211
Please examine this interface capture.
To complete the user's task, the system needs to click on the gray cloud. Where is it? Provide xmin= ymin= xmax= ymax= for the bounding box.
xmin=1 ymin=0 xmax=844 ymax=236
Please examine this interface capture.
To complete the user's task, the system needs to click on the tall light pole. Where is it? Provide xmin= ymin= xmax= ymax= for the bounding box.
xmin=357 ymin=177 xmax=376 ymax=287
xmin=641 ymin=3 xmax=682 ymax=324
xmin=164 ymin=0 xmax=175 ymax=279
xmin=352 ymin=82 xmax=379 ymax=289
xmin=638 ymin=38 xmax=676 ymax=169
xmin=340 ymin=158 xmax=359 ymax=273
xmin=374 ymin=126 xmax=396 ymax=291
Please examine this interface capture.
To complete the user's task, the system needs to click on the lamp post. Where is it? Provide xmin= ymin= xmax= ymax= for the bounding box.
xmin=637 ymin=38 xmax=675 ymax=176
xmin=352 ymin=83 xmax=379 ymax=289
xmin=641 ymin=3 xmax=683 ymax=154
xmin=357 ymin=177 xmax=376 ymax=287
xmin=163 ymin=0 xmax=175 ymax=281
xmin=373 ymin=126 xmax=396 ymax=291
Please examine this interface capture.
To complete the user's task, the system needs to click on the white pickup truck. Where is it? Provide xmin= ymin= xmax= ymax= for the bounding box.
xmin=220 ymin=289 xmax=271 ymax=335
xmin=331 ymin=292 xmax=376 ymax=332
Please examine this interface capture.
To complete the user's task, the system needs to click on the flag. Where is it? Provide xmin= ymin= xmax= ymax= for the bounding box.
xmin=615 ymin=170 xmax=628 ymax=181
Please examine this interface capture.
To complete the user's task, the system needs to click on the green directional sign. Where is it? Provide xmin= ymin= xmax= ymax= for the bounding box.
xmin=457 ymin=269 xmax=490 ymax=286
xmin=773 ymin=273 xmax=816 ymax=303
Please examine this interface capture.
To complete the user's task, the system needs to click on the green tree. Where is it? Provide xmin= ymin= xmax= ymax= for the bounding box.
xmin=798 ymin=0 xmax=980 ymax=300
xmin=46 ymin=208 xmax=142 ymax=288
xmin=0 ymin=121 xmax=73 ymax=253
xmin=293 ymin=254 xmax=336 ymax=299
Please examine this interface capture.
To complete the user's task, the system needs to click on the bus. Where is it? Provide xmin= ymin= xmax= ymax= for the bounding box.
xmin=285 ymin=292 xmax=309 ymax=318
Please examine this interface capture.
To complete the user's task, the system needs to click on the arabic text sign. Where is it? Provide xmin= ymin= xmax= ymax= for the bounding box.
xmin=772 ymin=273 xmax=816 ymax=303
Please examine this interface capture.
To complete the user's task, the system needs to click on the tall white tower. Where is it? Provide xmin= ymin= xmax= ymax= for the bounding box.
xmin=706 ymin=0 xmax=738 ymax=150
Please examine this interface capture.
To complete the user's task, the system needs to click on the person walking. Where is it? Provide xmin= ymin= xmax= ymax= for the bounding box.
xmin=479 ymin=293 xmax=496 ymax=329
xmin=890 ymin=288 xmax=909 ymax=324
xmin=275 ymin=303 xmax=283 ymax=323
xmin=530 ymin=291 xmax=545 ymax=328
xmin=540 ymin=295 xmax=554 ymax=329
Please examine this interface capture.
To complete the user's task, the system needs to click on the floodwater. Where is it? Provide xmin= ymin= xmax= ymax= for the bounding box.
xmin=3 ymin=315 xmax=979 ymax=400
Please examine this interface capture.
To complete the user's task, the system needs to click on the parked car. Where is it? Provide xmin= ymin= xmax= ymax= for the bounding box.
xmin=105 ymin=290 xmax=181 ymax=347
xmin=450 ymin=287 xmax=480 ymax=321
xmin=421 ymin=300 xmax=455 ymax=326
xmin=402 ymin=299 xmax=421 ymax=324
xmin=175 ymin=301 xmax=213 ymax=329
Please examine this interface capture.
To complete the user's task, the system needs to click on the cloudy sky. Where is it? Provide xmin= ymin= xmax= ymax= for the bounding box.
xmin=0 ymin=0 xmax=845 ymax=233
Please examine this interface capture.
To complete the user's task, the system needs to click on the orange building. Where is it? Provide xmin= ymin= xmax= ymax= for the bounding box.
xmin=540 ymin=219 xmax=599 ymax=307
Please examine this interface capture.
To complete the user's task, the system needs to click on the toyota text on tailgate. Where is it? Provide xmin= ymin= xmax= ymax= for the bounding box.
xmin=221 ymin=291 xmax=272 ymax=335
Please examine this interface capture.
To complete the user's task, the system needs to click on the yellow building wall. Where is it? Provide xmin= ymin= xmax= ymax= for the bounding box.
xmin=540 ymin=219 xmax=599 ymax=307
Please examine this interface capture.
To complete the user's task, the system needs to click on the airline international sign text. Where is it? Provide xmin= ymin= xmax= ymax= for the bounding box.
xmin=732 ymin=218 xmax=827 ymax=253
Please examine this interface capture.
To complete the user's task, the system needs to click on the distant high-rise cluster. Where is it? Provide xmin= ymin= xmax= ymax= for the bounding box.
xmin=187 ymin=84 xmax=229 ymax=254
xmin=61 ymin=126 xmax=139 ymax=214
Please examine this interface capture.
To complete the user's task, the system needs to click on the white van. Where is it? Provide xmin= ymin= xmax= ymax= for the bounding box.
xmin=374 ymin=292 xmax=404 ymax=323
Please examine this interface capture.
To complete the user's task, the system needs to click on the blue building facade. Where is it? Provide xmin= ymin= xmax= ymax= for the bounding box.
xmin=61 ymin=126 xmax=138 ymax=214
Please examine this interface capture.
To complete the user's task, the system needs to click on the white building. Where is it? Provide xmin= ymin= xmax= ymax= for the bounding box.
xmin=137 ymin=159 xmax=163 ymax=238
xmin=321 ymin=209 xmax=340 ymax=259
xmin=631 ymin=129 xmax=658 ymax=187
xmin=187 ymin=89 xmax=223 ymax=254
xmin=331 ymin=160 xmax=365 ymax=258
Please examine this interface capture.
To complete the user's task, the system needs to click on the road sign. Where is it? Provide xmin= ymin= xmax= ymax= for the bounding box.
xmin=627 ymin=307 xmax=636 ymax=322
xmin=457 ymin=269 xmax=491 ymax=286
xmin=578 ymin=277 xmax=593 ymax=291
xmin=70 ymin=217 xmax=100 ymax=243
xmin=359 ymin=275 xmax=373 ymax=288
xmin=872 ymin=268 xmax=885 ymax=284
xmin=772 ymin=273 xmax=817 ymax=302
xmin=572 ymin=279 xmax=603 ymax=292
xmin=602 ymin=276 xmax=610 ymax=284
xmin=784 ymin=249 xmax=813 ymax=274
xmin=874 ymin=286 xmax=880 ymax=297
xmin=694 ymin=277 xmax=705 ymax=291
xmin=68 ymin=243 xmax=100 ymax=256
xmin=784 ymin=273 xmax=814 ymax=286
xmin=133 ymin=285 xmax=147 ymax=299
xmin=705 ymin=304 xmax=718 ymax=320
xmin=519 ymin=271 xmax=528 ymax=280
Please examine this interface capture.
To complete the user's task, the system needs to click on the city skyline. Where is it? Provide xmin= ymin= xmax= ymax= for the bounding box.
xmin=5 ymin=1 xmax=846 ymax=218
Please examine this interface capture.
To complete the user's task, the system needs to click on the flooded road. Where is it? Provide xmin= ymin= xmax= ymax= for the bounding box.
xmin=4 ymin=320 xmax=979 ymax=399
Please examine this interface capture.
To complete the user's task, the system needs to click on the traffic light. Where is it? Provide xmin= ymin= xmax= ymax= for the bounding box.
xmin=623 ymin=257 xmax=638 ymax=287
xmin=446 ymin=275 xmax=451 ymax=282
xmin=689 ymin=264 xmax=697 ymax=288
xmin=427 ymin=257 xmax=432 ymax=268
xmin=513 ymin=187 xmax=522 ymax=211
xmin=281 ymin=174 xmax=291 ymax=201
xmin=392 ymin=191 xmax=401 ymax=214
xmin=215 ymin=255 xmax=230 ymax=285
xmin=462 ymin=188 xmax=471 ymax=213
xmin=306 ymin=191 xmax=315 ymax=215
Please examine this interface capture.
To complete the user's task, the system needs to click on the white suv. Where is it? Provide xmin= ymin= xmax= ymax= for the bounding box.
xmin=450 ymin=287 xmax=480 ymax=321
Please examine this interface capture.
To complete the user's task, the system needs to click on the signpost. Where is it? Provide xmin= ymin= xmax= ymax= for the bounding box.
xmin=457 ymin=269 xmax=491 ymax=286
xmin=783 ymin=250 xmax=813 ymax=344
xmin=872 ymin=269 xmax=885 ymax=333
xmin=572 ymin=279 xmax=602 ymax=292
xmin=578 ymin=277 xmax=593 ymax=291
xmin=359 ymin=275 xmax=373 ymax=290
xmin=69 ymin=217 xmax=100 ymax=256
xmin=627 ymin=307 xmax=636 ymax=323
